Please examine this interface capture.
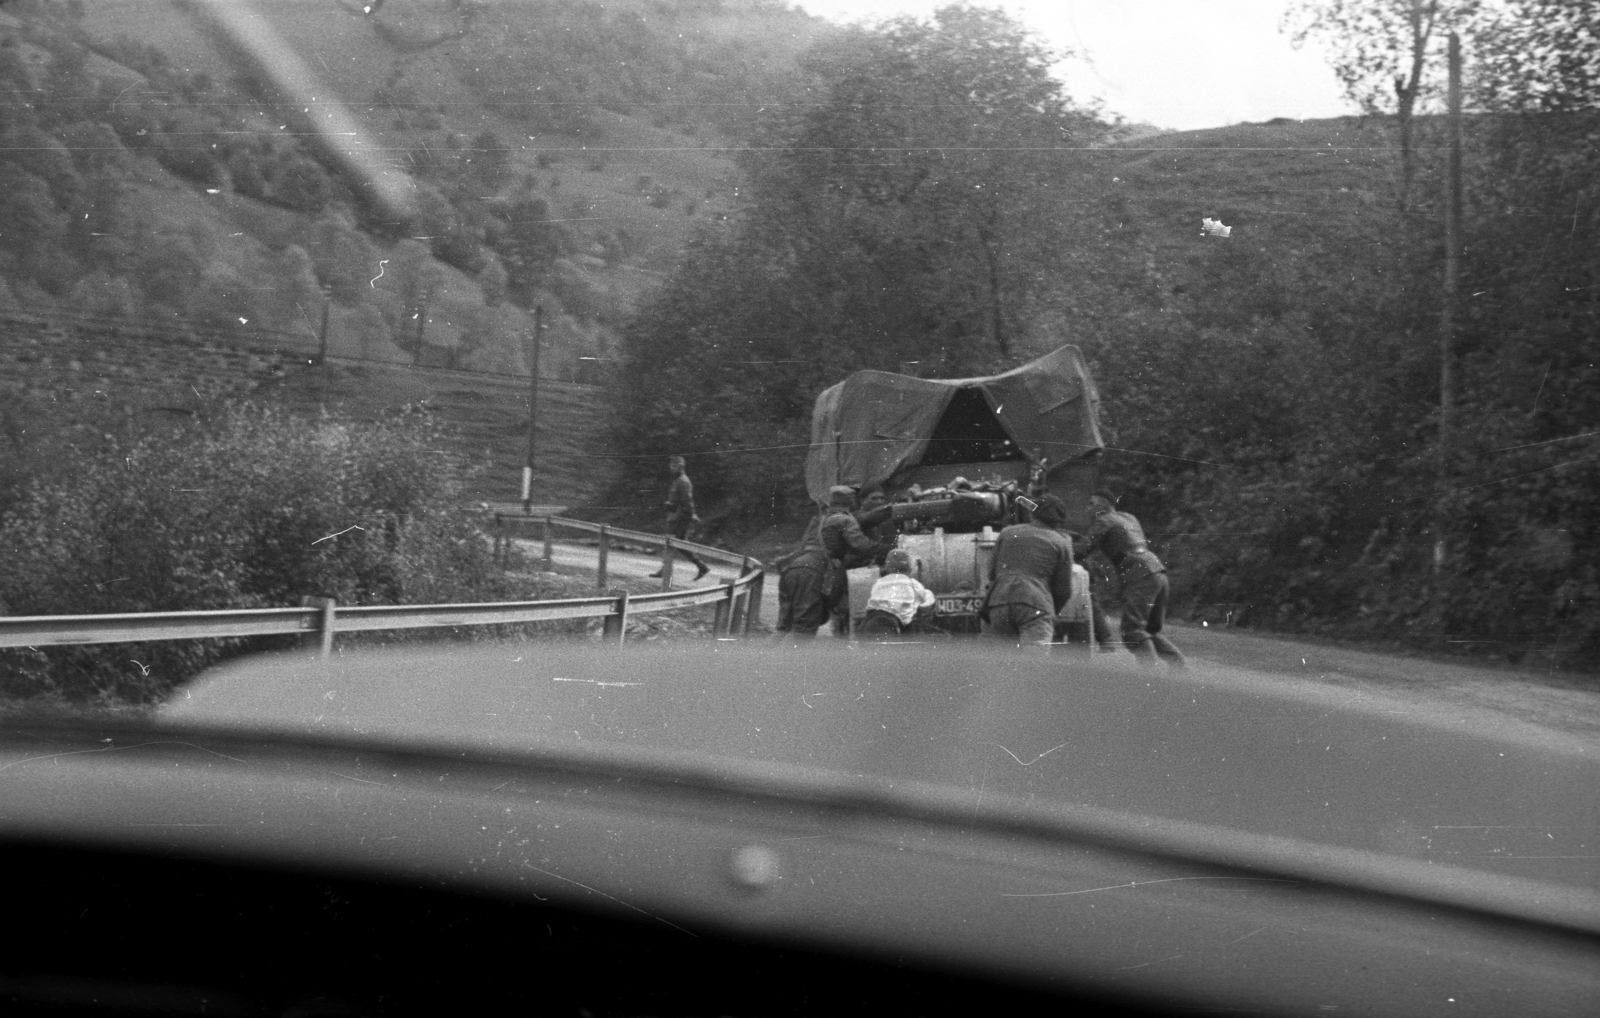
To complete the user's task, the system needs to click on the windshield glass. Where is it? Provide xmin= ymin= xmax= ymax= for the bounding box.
xmin=0 ymin=0 xmax=1595 ymax=874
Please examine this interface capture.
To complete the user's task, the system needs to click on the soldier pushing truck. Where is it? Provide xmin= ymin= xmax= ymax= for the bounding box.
xmin=789 ymin=346 xmax=1184 ymax=666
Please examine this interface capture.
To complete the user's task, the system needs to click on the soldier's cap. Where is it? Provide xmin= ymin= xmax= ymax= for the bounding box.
xmin=1033 ymin=494 xmax=1068 ymax=526
xmin=827 ymin=485 xmax=856 ymax=507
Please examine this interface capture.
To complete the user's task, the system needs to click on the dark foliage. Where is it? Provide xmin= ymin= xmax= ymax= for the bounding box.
xmin=0 ymin=407 xmax=578 ymax=704
xmin=612 ymin=4 xmax=1599 ymax=670
xmin=611 ymin=5 xmax=1109 ymax=531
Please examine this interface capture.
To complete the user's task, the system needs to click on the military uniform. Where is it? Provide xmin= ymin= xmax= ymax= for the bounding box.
xmin=980 ymin=523 xmax=1075 ymax=646
xmin=775 ymin=517 xmax=830 ymax=639
xmin=819 ymin=500 xmax=892 ymax=636
xmin=660 ymin=468 xmax=708 ymax=578
xmin=1087 ymin=508 xmax=1185 ymax=667
xmin=776 ymin=548 xmax=830 ymax=638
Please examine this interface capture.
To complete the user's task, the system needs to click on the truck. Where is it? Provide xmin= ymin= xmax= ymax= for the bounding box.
xmin=803 ymin=346 xmax=1104 ymax=635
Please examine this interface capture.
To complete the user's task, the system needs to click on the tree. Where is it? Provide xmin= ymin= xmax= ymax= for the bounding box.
xmin=493 ymin=194 xmax=566 ymax=305
xmin=0 ymin=164 xmax=67 ymax=266
xmin=391 ymin=239 xmax=442 ymax=354
xmin=1278 ymin=0 xmax=1600 ymax=662
xmin=1284 ymin=0 xmax=1479 ymax=210
xmin=612 ymin=5 xmax=1106 ymax=527
xmin=1470 ymin=0 xmax=1600 ymax=112
xmin=746 ymin=5 xmax=1104 ymax=361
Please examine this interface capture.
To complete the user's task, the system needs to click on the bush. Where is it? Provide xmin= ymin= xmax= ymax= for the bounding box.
xmin=0 ymin=406 xmax=578 ymax=704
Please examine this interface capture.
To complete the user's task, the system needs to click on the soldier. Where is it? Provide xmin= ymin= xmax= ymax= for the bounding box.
xmin=649 ymin=455 xmax=709 ymax=581
xmin=856 ymin=487 xmax=897 ymax=545
xmin=774 ymin=516 xmax=830 ymax=640
xmin=1086 ymin=490 xmax=1186 ymax=669
xmin=979 ymin=494 xmax=1076 ymax=647
xmin=819 ymin=485 xmax=893 ymax=636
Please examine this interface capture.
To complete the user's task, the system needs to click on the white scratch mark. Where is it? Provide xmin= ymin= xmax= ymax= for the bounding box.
xmin=995 ymin=741 xmax=1068 ymax=766
xmin=370 ymin=258 xmax=389 ymax=287
xmin=110 ymin=83 xmax=140 ymax=111
xmin=518 ymin=861 xmax=698 ymax=937
xmin=1002 ymin=876 xmax=1299 ymax=898
xmin=801 ymin=691 xmax=826 ymax=708
xmin=1225 ymin=926 xmax=1270 ymax=945
xmin=0 ymin=740 xmax=247 ymax=775
xmin=312 ymin=525 xmax=366 ymax=544
xmin=1116 ymin=953 xmax=1184 ymax=971
xmin=551 ymin=676 xmax=642 ymax=688
xmin=130 ymin=659 xmax=151 ymax=676
xmin=1202 ymin=217 xmax=1232 ymax=237
xmin=328 ymin=771 xmax=386 ymax=786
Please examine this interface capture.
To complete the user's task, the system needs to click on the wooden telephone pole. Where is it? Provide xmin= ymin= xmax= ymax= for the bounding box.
xmin=522 ymin=305 xmax=543 ymax=514
xmin=1435 ymin=31 xmax=1462 ymax=571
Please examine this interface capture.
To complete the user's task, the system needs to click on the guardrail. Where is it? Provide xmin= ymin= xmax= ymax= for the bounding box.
xmin=0 ymin=518 xmax=765 ymax=656
xmin=489 ymin=514 xmax=747 ymax=591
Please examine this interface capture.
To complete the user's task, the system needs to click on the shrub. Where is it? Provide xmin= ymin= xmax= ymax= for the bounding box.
xmin=0 ymin=406 xmax=579 ymax=704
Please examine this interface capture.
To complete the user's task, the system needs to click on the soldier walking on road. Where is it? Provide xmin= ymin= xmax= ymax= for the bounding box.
xmin=1086 ymin=491 xmax=1186 ymax=669
xmin=650 ymin=455 xmax=709 ymax=581
xmin=979 ymin=494 xmax=1076 ymax=647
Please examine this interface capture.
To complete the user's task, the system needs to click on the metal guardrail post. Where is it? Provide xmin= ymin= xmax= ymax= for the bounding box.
xmin=661 ymin=537 xmax=675 ymax=589
xmin=601 ymin=588 xmax=629 ymax=646
xmin=541 ymin=517 xmax=554 ymax=570
xmin=729 ymin=556 xmax=752 ymax=634
xmin=596 ymin=525 xmax=609 ymax=589
xmin=744 ymin=570 xmax=764 ymax=636
xmin=712 ymin=582 xmax=732 ymax=637
xmin=1086 ymin=591 xmax=1097 ymax=656
xmin=300 ymin=596 xmax=336 ymax=658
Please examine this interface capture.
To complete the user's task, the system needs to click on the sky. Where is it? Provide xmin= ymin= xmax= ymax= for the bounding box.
xmin=789 ymin=0 xmax=1357 ymax=132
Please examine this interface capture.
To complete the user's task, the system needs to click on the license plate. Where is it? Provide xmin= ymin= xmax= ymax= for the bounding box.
xmin=936 ymin=596 xmax=983 ymax=616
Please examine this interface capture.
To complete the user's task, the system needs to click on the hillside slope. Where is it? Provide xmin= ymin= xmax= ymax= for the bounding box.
xmin=0 ymin=0 xmax=820 ymax=513
xmin=257 ymin=360 xmax=619 ymax=507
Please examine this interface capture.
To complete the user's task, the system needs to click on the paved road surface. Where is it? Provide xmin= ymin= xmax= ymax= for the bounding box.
xmin=516 ymin=536 xmax=761 ymax=600
xmin=526 ymin=539 xmax=1600 ymax=741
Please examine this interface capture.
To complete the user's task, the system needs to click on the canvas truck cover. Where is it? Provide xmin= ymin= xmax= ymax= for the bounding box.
xmin=805 ymin=345 xmax=1103 ymax=503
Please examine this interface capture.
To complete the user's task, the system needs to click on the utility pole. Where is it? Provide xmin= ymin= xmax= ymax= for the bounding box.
xmin=522 ymin=304 xmax=543 ymax=514
xmin=1435 ymin=31 xmax=1462 ymax=572
xmin=317 ymin=287 xmax=331 ymax=367
xmin=317 ymin=284 xmax=332 ymax=404
xmin=414 ymin=302 xmax=427 ymax=362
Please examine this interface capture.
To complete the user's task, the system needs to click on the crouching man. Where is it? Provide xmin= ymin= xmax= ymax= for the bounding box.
xmin=856 ymin=548 xmax=936 ymax=638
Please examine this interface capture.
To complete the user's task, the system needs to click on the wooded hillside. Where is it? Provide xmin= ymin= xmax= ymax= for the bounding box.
xmin=0 ymin=0 xmax=819 ymax=375
xmin=612 ymin=5 xmax=1599 ymax=669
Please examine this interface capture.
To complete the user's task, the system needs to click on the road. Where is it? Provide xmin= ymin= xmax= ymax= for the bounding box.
xmin=526 ymin=538 xmax=1600 ymax=741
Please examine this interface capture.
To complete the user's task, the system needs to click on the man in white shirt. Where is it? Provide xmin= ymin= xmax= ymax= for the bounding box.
xmin=858 ymin=548 xmax=936 ymax=637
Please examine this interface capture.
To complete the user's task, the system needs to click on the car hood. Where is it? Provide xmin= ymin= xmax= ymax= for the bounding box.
xmin=165 ymin=641 xmax=1599 ymax=923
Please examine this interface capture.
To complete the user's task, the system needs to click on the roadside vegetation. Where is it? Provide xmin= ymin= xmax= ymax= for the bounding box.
xmin=0 ymin=407 xmax=587 ymax=704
